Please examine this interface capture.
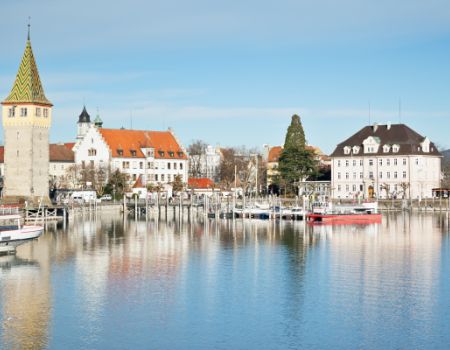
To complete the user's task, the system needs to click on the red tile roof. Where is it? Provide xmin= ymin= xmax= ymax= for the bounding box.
xmin=132 ymin=175 xmax=145 ymax=188
xmin=0 ymin=144 xmax=74 ymax=163
xmin=98 ymin=128 xmax=187 ymax=160
xmin=188 ymin=178 xmax=214 ymax=189
xmin=268 ymin=146 xmax=283 ymax=162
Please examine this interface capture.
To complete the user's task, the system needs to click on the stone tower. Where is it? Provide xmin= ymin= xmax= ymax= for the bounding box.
xmin=77 ymin=106 xmax=92 ymax=140
xmin=1 ymin=30 xmax=52 ymax=203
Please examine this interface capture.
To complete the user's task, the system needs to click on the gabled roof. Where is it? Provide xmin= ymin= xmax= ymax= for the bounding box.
xmin=132 ymin=175 xmax=145 ymax=188
xmin=2 ymin=39 xmax=52 ymax=106
xmin=188 ymin=178 xmax=214 ymax=189
xmin=98 ymin=128 xmax=187 ymax=160
xmin=330 ymin=123 xmax=441 ymax=157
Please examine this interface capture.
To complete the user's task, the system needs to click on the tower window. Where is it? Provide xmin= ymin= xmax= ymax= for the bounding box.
xmin=43 ymin=109 xmax=48 ymax=118
xmin=20 ymin=108 xmax=27 ymax=117
xmin=36 ymin=108 xmax=41 ymax=117
xmin=88 ymin=148 xmax=97 ymax=156
xmin=8 ymin=108 xmax=15 ymax=118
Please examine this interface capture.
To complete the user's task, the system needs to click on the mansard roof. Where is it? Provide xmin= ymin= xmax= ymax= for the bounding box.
xmin=2 ymin=39 xmax=52 ymax=106
xmin=330 ymin=123 xmax=441 ymax=157
xmin=98 ymin=128 xmax=188 ymax=160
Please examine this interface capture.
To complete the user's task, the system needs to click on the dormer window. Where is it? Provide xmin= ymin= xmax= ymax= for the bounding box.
xmin=147 ymin=148 xmax=154 ymax=158
xmin=158 ymin=150 xmax=165 ymax=157
xmin=383 ymin=144 xmax=391 ymax=153
xmin=117 ymin=149 xmax=123 ymax=156
xmin=130 ymin=150 xmax=137 ymax=157
xmin=352 ymin=146 xmax=360 ymax=154
xmin=420 ymin=138 xmax=430 ymax=153
xmin=169 ymin=151 xmax=174 ymax=158
xmin=392 ymin=144 xmax=399 ymax=153
xmin=343 ymin=146 xmax=351 ymax=155
xmin=177 ymin=151 xmax=184 ymax=157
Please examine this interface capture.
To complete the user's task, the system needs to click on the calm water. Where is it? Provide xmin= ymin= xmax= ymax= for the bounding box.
xmin=1 ymin=213 xmax=450 ymax=349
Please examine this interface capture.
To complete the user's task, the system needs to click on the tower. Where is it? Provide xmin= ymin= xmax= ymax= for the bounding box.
xmin=77 ymin=106 xmax=91 ymax=139
xmin=93 ymin=110 xmax=103 ymax=128
xmin=1 ymin=28 xmax=52 ymax=202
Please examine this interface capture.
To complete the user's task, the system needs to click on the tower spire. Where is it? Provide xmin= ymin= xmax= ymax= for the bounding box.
xmin=27 ymin=17 xmax=31 ymax=41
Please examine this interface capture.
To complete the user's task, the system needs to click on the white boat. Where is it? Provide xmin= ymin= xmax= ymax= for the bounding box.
xmin=0 ymin=207 xmax=43 ymax=254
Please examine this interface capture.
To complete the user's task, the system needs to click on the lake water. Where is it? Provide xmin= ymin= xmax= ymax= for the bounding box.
xmin=1 ymin=213 xmax=450 ymax=349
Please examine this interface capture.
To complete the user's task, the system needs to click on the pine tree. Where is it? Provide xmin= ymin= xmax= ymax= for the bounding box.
xmin=278 ymin=114 xmax=318 ymax=194
xmin=284 ymin=114 xmax=306 ymax=150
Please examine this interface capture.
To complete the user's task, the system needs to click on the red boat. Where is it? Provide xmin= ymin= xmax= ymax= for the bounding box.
xmin=307 ymin=212 xmax=382 ymax=224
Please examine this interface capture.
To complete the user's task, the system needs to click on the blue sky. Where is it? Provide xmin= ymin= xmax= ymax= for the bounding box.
xmin=1 ymin=0 xmax=450 ymax=153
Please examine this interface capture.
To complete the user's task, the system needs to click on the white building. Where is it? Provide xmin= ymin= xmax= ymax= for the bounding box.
xmin=73 ymin=125 xmax=189 ymax=186
xmin=330 ymin=123 xmax=442 ymax=199
xmin=201 ymin=145 xmax=221 ymax=180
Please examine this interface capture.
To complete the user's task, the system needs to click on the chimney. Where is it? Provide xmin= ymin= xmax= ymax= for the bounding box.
xmin=387 ymin=121 xmax=391 ymax=130
xmin=373 ymin=123 xmax=378 ymax=132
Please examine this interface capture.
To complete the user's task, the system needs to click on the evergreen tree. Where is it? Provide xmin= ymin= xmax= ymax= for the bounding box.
xmin=283 ymin=114 xmax=306 ymax=150
xmin=278 ymin=114 xmax=318 ymax=194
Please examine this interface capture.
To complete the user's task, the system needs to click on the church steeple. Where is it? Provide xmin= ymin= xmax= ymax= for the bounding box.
xmin=2 ymin=32 xmax=52 ymax=106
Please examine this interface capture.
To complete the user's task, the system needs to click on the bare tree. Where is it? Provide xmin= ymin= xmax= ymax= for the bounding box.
xmin=188 ymin=140 xmax=207 ymax=178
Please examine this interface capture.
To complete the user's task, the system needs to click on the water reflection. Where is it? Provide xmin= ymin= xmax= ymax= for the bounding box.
xmin=0 ymin=212 xmax=449 ymax=349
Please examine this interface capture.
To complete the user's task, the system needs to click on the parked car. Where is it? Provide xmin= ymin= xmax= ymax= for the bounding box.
xmin=100 ymin=194 xmax=113 ymax=201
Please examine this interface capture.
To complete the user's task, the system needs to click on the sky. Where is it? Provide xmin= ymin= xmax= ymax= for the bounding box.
xmin=0 ymin=0 xmax=450 ymax=154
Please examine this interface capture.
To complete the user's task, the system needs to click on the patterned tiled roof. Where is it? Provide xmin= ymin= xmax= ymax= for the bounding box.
xmin=2 ymin=39 xmax=52 ymax=106
xmin=98 ymin=128 xmax=187 ymax=160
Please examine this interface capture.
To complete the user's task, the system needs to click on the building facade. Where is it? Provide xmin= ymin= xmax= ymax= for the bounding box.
xmin=73 ymin=125 xmax=189 ymax=186
xmin=1 ymin=32 xmax=52 ymax=202
xmin=330 ymin=123 xmax=441 ymax=199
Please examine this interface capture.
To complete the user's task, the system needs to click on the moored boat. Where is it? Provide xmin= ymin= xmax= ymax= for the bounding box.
xmin=0 ymin=206 xmax=44 ymax=254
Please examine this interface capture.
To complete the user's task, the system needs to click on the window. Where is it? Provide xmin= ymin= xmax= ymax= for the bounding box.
xmin=174 ymin=163 xmax=177 ymax=170
xmin=345 ymin=160 xmax=349 ymax=167
xmin=415 ymin=158 xmax=419 ymax=165
xmin=88 ymin=148 xmax=97 ymax=156
xmin=379 ymin=159 xmax=383 ymax=166
xmin=360 ymin=172 xmax=363 ymax=179
xmin=155 ymin=174 xmax=158 ymax=181
xmin=403 ymin=171 xmax=407 ymax=179
xmin=403 ymin=158 xmax=407 ymax=166
xmin=387 ymin=172 xmax=391 ymax=179
xmin=352 ymin=184 xmax=357 ymax=192
xmin=345 ymin=172 xmax=349 ymax=179
xmin=369 ymin=171 xmax=374 ymax=179
xmin=168 ymin=174 xmax=171 ymax=182
xmin=117 ymin=149 xmax=123 ymax=156
xmin=180 ymin=163 xmax=183 ymax=170
xmin=132 ymin=174 xmax=137 ymax=181
xmin=148 ymin=162 xmax=154 ymax=169
xmin=158 ymin=150 xmax=165 ymax=157
xmin=360 ymin=160 xmax=363 ymax=166
xmin=346 ymin=184 xmax=349 ymax=192
xmin=338 ymin=185 xmax=341 ymax=191
xmin=387 ymin=159 xmax=390 ymax=166
xmin=8 ymin=108 xmax=14 ymax=118
xmin=168 ymin=163 xmax=171 ymax=170
xmin=379 ymin=172 xmax=383 ymax=179
xmin=369 ymin=159 xmax=374 ymax=166
xmin=337 ymin=160 xmax=341 ymax=167
xmin=43 ymin=109 xmax=48 ymax=118
xmin=20 ymin=108 xmax=27 ymax=117
xmin=353 ymin=172 xmax=356 ymax=179
xmin=394 ymin=171 xmax=398 ymax=179
xmin=132 ymin=161 xmax=137 ymax=169
xmin=392 ymin=144 xmax=399 ymax=153
xmin=16 ymin=131 xmax=19 ymax=140
xmin=169 ymin=151 xmax=174 ymax=158
xmin=394 ymin=159 xmax=398 ymax=166
xmin=36 ymin=108 xmax=41 ymax=117
xmin=353 ymin=160 xmax=356 ymax=166
xmin=161 ymin=174 xmax=165 ymax=181
xmin=177 ymin=151 xmax=184 ymax=157
xmin=139 ymin=162 xmax=143 ymax=169
xmin=147 ymin=149 xmax=154 ymax=157
xmin=338 ymin=172 xmax=341 ymax=180
xmin=130 ymin=150 xmax=137 ymax=157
